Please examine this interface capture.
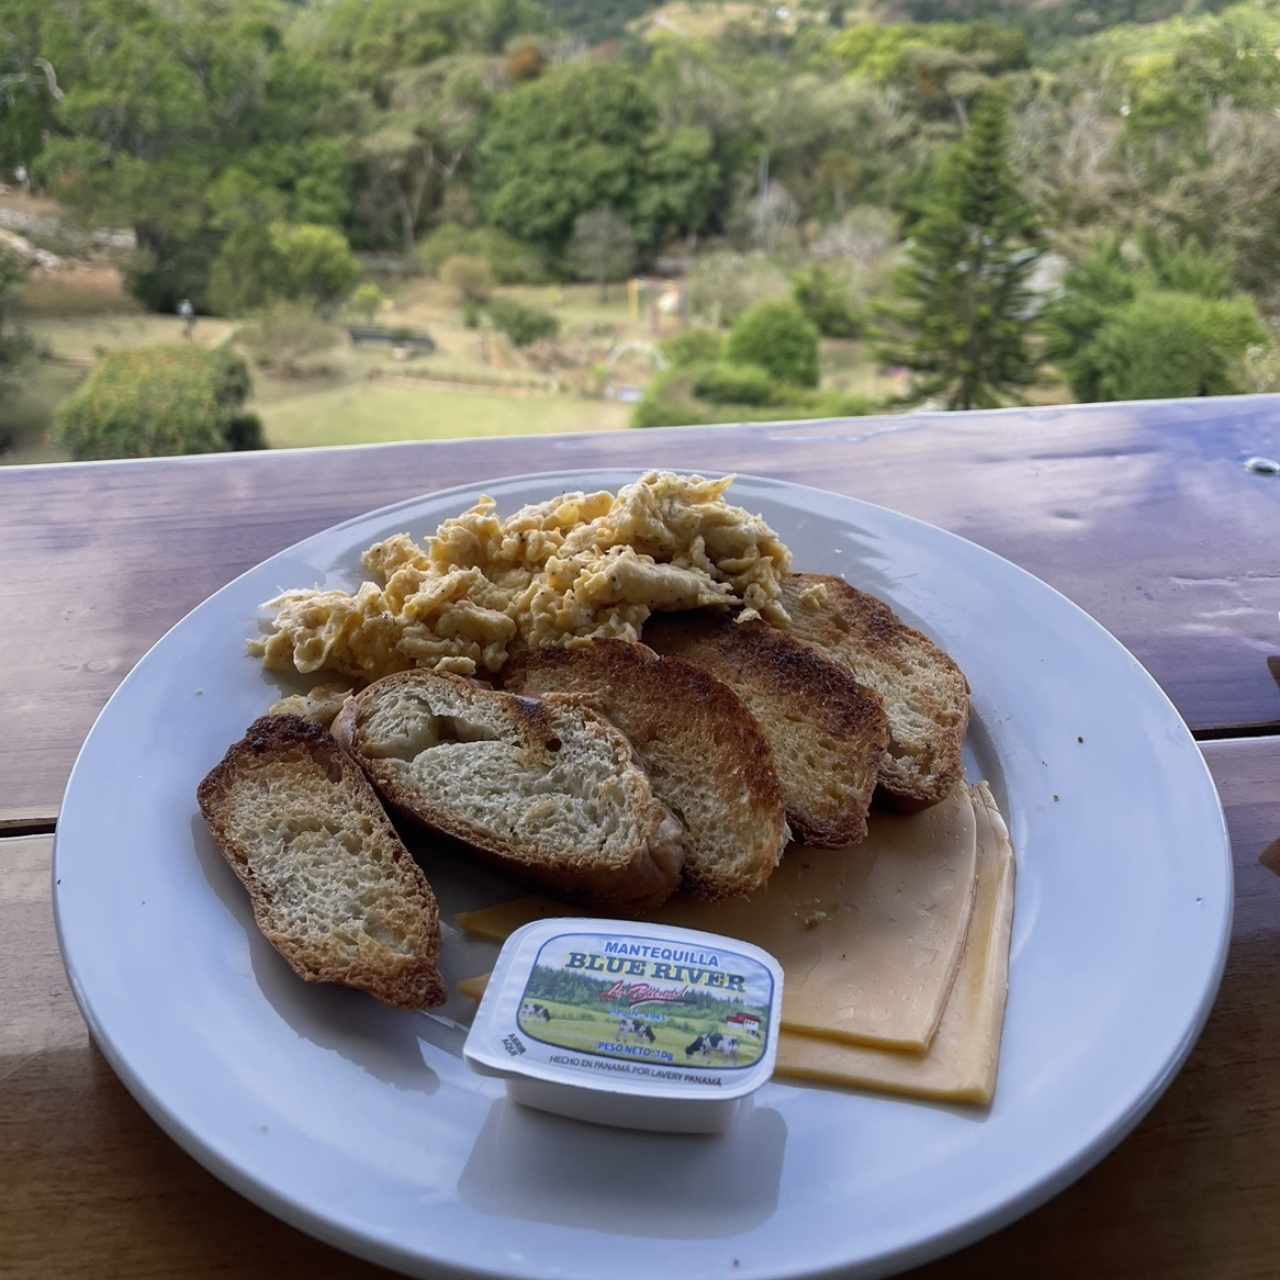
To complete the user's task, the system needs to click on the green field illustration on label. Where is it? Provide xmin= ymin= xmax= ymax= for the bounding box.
xmin=516 ymin=931 xmax=773 ymax=1070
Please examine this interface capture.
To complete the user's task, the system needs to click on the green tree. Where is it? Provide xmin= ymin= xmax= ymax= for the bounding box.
xmin=0 ymin=2 xmax=64 ymax=178
xmin=54 ymin=347 xmax=260 ymax=460
xmin=1045 ymin=235 xmax=1241 ymax=400
xmin=476 ymin=62 xmax=718 ymax=257
xmin=661 ymin=329 xmax=723 ymax=368
xmin=29 ymin=0 xmax=356 ymax=311
xmin=884 ymin=92 xmax=1042 ymax=410
xmin=727 ymin=301 xmax=820 ymax=387
xmin=1086 ymin=291 xmax=1266 ymax=401
xmin=692 ymin=362 xmax=775 ymax=406
xmin=828 ymin=20 xmax=1027 ymax=124
xmin=486 ymin=297 xmax=558 ymax=347
xmin=208 ymin=222 xmax=360 ymax=316
xmin=270 ymin=223 xmax=361 ymax=308
xmin=303 ymin=0 xmax=539 ymax=87
xmin=348 ymin=283 xmax=387 ymax=322
xmin=0 ymin=246 xmax=32 ymax=415
xmin=791 ymin=265 xmax=862 ymax=338
xmin=356 ymin=54 xmax=499 ymax=257
xmin=566 ymin=208 xmax=637 ymax=301
xmin=1043 ymin=240 xmax=1137 ymax=401
xmin=417 ymin=223 xmax=548 ymax=283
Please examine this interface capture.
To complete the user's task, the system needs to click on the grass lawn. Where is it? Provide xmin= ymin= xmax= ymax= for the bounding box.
xmin=4 ymin=269 xmax=955 ymax=466
xmin=4 ymin=274 xmax=635 ymax=463
xmin=254 ymin=278 xmax=643 ymax=447
xmin=25 ymin=311 xmax=236 ymax=358
xmin=517 ymin=998 xmax=767 ymax=1070
xmin=262 ymin=381 xmax=630 ymax=449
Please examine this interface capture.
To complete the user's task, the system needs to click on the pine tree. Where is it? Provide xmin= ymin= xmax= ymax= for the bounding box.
xmin=883 ymin=92 xmax=1042 ymax=411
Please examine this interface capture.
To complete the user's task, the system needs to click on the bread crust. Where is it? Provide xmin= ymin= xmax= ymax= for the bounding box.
xmin=504 ymin=640 xmax=788 ymax=898
xmin=337 ymin=671 xmax=684 ymax=916
xmin=778 ymin=574 xmax=970 ymax=810
xmin=644 ymin=612 xmax=889 ymax=845
xmin=197 ymin=715 xmax=447 ymax=1010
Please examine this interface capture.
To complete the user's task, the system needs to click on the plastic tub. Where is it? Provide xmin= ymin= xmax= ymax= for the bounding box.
xmin=464 ymin=917 xmax=783 ymax=1133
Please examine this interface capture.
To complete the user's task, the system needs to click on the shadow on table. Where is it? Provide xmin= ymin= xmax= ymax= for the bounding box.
xmin=457 ymin=1097 xmax=787 ymax=1238
xmin=188 ymin=814 xmax=440 ymax=1096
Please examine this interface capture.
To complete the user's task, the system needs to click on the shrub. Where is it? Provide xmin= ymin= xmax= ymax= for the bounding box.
xmin=792 ymin=265 xmax=863 ymax=339
xmin=238 ymin=302 xmax=341 ymax=377
xmin=691 ymin=362 xmax=774 ymax=406
xmin=54 ymin=346 xmax=258 ymax=460
xmin=470 ymin=228 xmax=549 ymax=285
xmin=487 ymin=297 xmax=559 ymax=347
xmin=416 ymin=224 xmax=472 ymax=275
xmin=727 ymin=301 xmax=821 ymax=388
xmin=207 ymin=346 xmax=253 ymax=406
xmin=348 ymin=282 xmax=386 ymax=323
xmin=0 ymin=245 xmax=32 ymax=400
xmin=207 ymin=226 xmax=282 ymax=316
xmin=661 ymin=328 xmax=723 ymax=368
xmin=269 ymin=223 xmax=361 ymax=309
xmin=632 ymin=368 xmax=881 ymax=429
xmin=1084 ymin=291 xmax=1267 ymax=402
xmin=440 ymin=254 xmax=494 ymax=305
xmin=1047 ymin=236 xmax=1250 ymax=402
xmin=418 ymin=223 xmax=548 ymax=285
xmin=209 ymin=222 xmax=360 ymax=315
xmin=632 ymin=382 xmax=719 ymax=429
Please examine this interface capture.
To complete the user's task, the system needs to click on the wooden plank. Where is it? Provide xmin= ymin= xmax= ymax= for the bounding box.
xmin=908 ymin=735 xmax=1280 ymax=1278
xmin=2 ymin=738 xmax=1277 ymax=1278
xmin=3 ymin=397 xmax=1278 ymax=825
xmin=0 ymin=834 xmax=395 ymax=1280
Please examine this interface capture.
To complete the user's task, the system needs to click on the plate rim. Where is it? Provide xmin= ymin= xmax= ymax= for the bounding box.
xmin=53 ymin=466 xmax=1234 ymax=1280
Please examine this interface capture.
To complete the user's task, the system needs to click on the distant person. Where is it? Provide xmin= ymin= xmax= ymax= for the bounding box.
xmin=177 ymin=297 xmax=195 ymax=339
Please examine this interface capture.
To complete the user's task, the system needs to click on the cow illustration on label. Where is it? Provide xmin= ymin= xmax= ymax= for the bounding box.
xmin=514 ymin=932 xmax=774 ymax=1070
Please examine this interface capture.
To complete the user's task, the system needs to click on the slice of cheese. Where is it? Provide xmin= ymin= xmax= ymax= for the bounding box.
xmin=775 ymin=784 xmax=1016 ymax=1104
xmin=457 ymin=974 xmax=491 ymax=1001
xmin=455 ymin=785 xmax=978 ymax=1052
xmin=457 ymin=784 xmax=1017 ymax=1107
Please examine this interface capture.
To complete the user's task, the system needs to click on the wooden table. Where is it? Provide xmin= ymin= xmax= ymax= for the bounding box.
xmin=3 ymin=400 xmax=1278 ymax=1279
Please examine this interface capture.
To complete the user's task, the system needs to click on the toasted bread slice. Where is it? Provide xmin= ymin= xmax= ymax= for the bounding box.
xmin=778 ymin=574 xmax=969 ymax=810
xmin=333 ymin=670 xmax=685 ymax=915
xmin=197 ymin=714 xmax=446 ymax=1010
xmin=503 ymin=640 xmax=788 ymax=899
xmin=643 ymin=612 xmax=889 ymax=846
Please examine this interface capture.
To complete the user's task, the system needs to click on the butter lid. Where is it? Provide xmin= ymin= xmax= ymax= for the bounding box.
xmin=464 ymin=918 xmax=783 ymax=1130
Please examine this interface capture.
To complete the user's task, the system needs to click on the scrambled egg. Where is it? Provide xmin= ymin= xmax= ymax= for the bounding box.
xmin=251 ymin=471 xmax=793 ymax=683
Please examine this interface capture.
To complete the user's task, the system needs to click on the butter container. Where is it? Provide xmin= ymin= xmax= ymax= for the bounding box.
xmin=464 ymin=918 xmax=783 ymax=1134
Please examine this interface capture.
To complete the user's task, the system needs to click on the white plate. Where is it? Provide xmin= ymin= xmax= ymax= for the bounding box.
xmin=54 ymin=471 xmax=1232 ymax=1280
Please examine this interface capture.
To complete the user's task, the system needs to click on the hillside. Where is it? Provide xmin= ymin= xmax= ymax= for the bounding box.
xmin=3 ymin=0 xmax=1278 ymax=462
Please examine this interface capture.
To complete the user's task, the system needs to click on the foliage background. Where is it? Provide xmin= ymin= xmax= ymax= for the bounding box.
xmin=4 ymin=0 xmax=1280 ymax=459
